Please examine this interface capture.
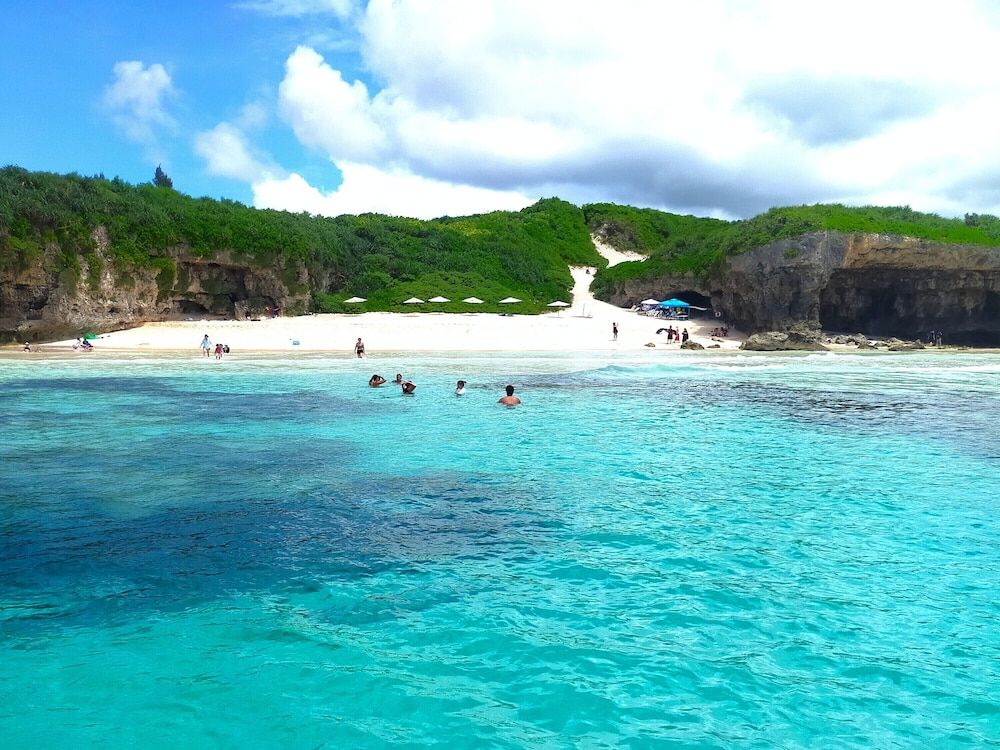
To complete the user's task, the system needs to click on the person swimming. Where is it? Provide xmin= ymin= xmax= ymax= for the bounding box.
xmin=498 ymin=384 xmax=521 ymax=406
xmin=401 ymin=380 xmax=416 ymax=395
xmin=455 ymin=380 xmax=466 ymax=395
xmin=394 ymin=373 xmax=403 ymax=384
xmin=369 ymin=374 xmax=386 ymax=387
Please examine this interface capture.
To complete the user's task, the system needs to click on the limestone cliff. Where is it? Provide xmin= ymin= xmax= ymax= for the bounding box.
xmin=597 ymin=231 xmax=1000 ymax=346
xmin=1 ymin=227 xmax=310 ymax=342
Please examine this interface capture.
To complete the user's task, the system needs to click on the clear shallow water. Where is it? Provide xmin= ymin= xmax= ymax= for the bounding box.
xmin=1 ymin=350 xmax=998 ymax=748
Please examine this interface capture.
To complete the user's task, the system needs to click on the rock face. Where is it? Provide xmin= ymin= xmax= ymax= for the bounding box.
xmin=599 ymin=231 xmax=1000 ymax=346
xmin=680 ymin=339 xmax=705 ymax=350
xmin=1 ymin=229 xmax=310 ymax=342
xmin=740 ymin=326 xmax=828 ymax=351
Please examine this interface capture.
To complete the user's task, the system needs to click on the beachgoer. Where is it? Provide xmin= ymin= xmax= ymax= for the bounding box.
xmin=369 ymin=374 xmax=386 ymax=387
xmin=401 ymin=380 xmax=416 ymax=395
xmin=200 ymin=334 xmax=212 ymax=357
xmin=498 ymin=384 xmax=521 ymax=406
xmin=355 ymin=338 xmax=365 ymax=358
xmin=612 ymin=322 xmax=619 ymax=341
xmin=22 ymin=341 xmax=30 ymax=352
xmin=681 ymin=328 xmax=689 ymax=343
xmin=222 ymin=344 xmax=230 ymax=354
xmin=214 ymin=343 xmax=223 ymax=360
xmin=81 ymin=338 xmax=93 ymax=350
xmin=455 ymin=380 xmax=466 ymax=395
xmin=394 ymin=373 xmax=403 ymax=384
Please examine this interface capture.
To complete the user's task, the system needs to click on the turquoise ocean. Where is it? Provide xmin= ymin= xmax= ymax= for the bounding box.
xmin=1 ymin=350 xmax=998 ymax=748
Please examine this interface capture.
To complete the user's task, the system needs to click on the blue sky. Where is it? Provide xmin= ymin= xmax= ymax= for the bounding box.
xmin=1 ymin=0 xmax=361 ymax=203
xmin=3 ymin=1 xmax=1000 ymax=220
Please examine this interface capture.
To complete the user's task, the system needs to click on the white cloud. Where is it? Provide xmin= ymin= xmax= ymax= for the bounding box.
xmin=102 ymin=61 xmax=176 ymax=145
xmin=222 ymin=0 xmax=1000 ymax=218
xmin=252 ymin=161 xmax=532 ymax=218
xmin=278 ymin=46 xmax=386 ymax=160
xmin=194 ymin=123 xmax=278 ymax=182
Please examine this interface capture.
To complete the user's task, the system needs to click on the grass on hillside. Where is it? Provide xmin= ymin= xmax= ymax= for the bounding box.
xmin=0 ymin=167 xmax=601 ymax=313
xmin=587 ymin=201 xmax=1000 ymax=294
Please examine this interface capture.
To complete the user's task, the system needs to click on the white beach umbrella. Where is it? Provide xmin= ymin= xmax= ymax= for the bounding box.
xmin=547 ymin=300 xmax=570 ymax=317
xmin=463 ymin=297 xmax=484 ymax=304
xmin=344 ymin=296 xmax=367 ymax=303
xmin=499 ymin=297 xmax=521 ymax=304
xmin=639 ymin=298 xmax=659 ymax=305
xmin=402 ymin=297 xmax=425 ymax=304
xmin=428 ymin=296 xmax=450 ymax=303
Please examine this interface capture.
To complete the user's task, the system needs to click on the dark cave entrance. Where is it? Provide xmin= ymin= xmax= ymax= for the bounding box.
xmin=176 ymin=300 xmax=210 ymax=315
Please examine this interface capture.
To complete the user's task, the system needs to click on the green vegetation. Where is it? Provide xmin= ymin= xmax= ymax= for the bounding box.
xmin=153 ymin=165 xmax=173 ymax=189
xmin=0 ymin=167 xmax=601 ymax=313
xmin=586 ymin=202 xmax=1000 ymax=295
xmin=4 ymin=166 xmax=999 ymax=315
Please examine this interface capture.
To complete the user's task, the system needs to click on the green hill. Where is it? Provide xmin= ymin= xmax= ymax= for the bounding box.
xmin=0 ymin=167 xmax=599 ymax=314
xmin=586 ymin=202 xmax=1000 ymax=296
xmin=5 ymin=166 xmax=1000 ymax=318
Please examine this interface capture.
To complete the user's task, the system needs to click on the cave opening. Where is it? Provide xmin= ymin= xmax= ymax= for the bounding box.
xmin=176 ymin=300 xmax=209 ymax=315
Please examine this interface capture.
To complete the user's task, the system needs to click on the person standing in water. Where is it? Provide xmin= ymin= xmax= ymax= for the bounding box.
xmin=455 ymin=380 xmax=466 ymax=395
xmin=200 ymin=334 xmax=212 ymax=357
xmin=498 ymin=385 xmax=521 ymax=406
xmin=355 ymin=338 xmax=365 ymax=358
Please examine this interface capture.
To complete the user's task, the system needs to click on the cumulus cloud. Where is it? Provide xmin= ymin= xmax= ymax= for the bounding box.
xmin=194 ymin=123 xmax=279 ymax=182
xmin=252 ymin=162 xmax=532 ymax=218
xmin=102 ymin=61 xmax=176 ymax=145
xmin=221 ymin=0 xmax=1000 ymax=218
xmin=278 ymin=46 xmax=386 ymax=160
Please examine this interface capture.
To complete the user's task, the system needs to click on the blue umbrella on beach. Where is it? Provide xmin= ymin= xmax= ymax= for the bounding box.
xmin=658 ymin=298 xmax=690 ymax=308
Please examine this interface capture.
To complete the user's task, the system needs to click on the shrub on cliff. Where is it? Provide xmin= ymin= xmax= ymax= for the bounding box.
xmin=0 ymin=167 xmax=602 ymax=313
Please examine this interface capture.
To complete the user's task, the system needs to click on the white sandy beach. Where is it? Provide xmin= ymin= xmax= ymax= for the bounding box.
xmin=40 ymin=261 xmax=743 ymax=354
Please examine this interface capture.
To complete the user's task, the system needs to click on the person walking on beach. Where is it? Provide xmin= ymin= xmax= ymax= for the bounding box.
xmin=681 ymin=328 xmax=689 ymax=343
xmin=612 ymin=322 xmax=619 ymax=341
xmin=355 ymin=338 xmax=365 ymax=358
xmin=200 ymin=334 xmax=212 ymax=357
xmin=498 ymin=385 xmax=521 ymax=406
